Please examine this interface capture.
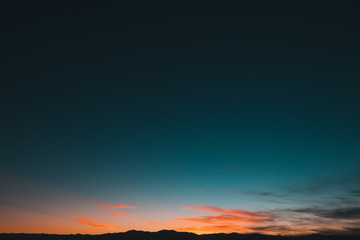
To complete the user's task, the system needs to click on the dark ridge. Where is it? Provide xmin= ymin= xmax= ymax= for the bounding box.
xmin=0 ymin=230 xmax=360 ymax=240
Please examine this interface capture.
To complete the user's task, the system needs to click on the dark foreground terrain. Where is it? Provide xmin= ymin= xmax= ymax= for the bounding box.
xmin=1 ymin=230 xmax=359 ymax=240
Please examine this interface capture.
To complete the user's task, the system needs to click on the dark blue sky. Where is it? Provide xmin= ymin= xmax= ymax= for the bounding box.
xmin=1 ymin=1 xmax=360 ymax=235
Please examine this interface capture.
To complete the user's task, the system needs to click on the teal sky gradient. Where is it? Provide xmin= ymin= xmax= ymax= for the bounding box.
xmin=1 ymin=1 xmax=360 ymax=235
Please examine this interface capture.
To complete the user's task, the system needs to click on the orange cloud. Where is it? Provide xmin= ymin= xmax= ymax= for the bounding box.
xmin=149 ymin=220 xmax=256 ymax=234
xmin=74 ymin=218 xmax=118 ymax=230
xmin=177 ymin=215 xmax=264 ymax=224
xmin=103 ymin=212 xmax=130 ymax=217
xmin=181 ymin=205 xmax=271 ymax=218
xmin=98 ymin=204 xmax=138 ymax=209
xmin=176 ymin=223 xmax=253 ymax=234
xmin=149 ymin=205 xmax=276 ymax=234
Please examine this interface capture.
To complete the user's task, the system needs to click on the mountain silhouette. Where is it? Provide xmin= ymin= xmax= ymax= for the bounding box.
xmin=1 ymin=230 xmax=359 ymax=240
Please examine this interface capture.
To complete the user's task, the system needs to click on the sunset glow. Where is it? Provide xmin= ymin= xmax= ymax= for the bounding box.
xmin=2 ymin=1 xmax=360 ymax=237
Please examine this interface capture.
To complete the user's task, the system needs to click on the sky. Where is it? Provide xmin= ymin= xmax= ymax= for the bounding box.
xmin=1 ymin=1 xmax=360 ymax=236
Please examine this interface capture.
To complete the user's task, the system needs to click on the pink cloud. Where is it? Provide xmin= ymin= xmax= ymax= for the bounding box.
xmin=177 ymin=215 xmax=265 ymax=224
xmin=103 ymin=212 xmax=130 ymax=217
xmin=74 ymin=218 xmax=118 ymax=230
xmin=181 ymin=205 xmax=271 ymax=218
xmin=149 ymin=205 xmax=276 ymax=234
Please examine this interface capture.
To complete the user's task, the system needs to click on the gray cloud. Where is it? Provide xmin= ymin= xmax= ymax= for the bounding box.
xmin=196 ymin=171 xmax=360 ymax=235
xmin=194 ymin=189 xmax=287 ymax=198
xmin=344 ymin=228 xmax=360 ymax=234
xmin=290 ymin=207 xmax=360 ymax=220
xmin=350 ymin=189 xmax=360 ymax=197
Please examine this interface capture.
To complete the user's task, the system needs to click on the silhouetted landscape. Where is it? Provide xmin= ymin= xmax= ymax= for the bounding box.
xmin=1 ymin=230 xmax=359 ymax=240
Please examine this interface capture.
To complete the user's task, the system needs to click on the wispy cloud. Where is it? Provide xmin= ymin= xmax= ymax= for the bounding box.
xmin=177 ymin=215 xmax=265 ymax=224
xmin=350 ymin=189 xmax=360 ymax=197
xmin=192 ymin=171 xmax=360 ymax=235
xmin=181 ymin=205 xmax=273 ymax=219
xmin=195 ymin=189 xmax=286 ymax=198
xmin=149 ymin=172 xmax=360 ymax=235
xmin=150 ymin=205 xmax=274 ymax=234
xmin=176 ymin=223 xmax=252 ymax=234
xmin=74 ymin=218 xmax=118 ymax=230
xmin=290 ymin=206 xmax=360 ymax=220
xmin=91 ymin=201 xmax=139 ymax=219
xmin=103 ymin=212 xmax=130 ymax=217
